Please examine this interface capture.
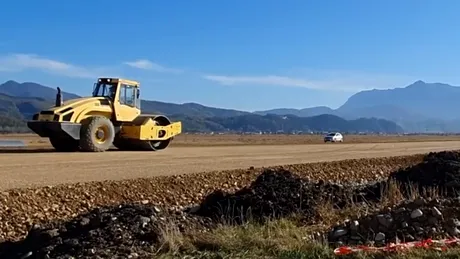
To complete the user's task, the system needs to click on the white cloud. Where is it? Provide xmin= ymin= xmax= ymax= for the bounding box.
xmin=0 ymin=53 xmax=417 ymax=93
xmin=0 ymin=53 xmax=184 ymax=82
xmin=0 ymin=53 xmax=107 ymax=79
xmin=123 ymin=59 xmax=182 ymax=73
xmin=203 ymin=75 xmax=314 ymax=88
xmin=202 ymin=70 xmax=418 ymax=92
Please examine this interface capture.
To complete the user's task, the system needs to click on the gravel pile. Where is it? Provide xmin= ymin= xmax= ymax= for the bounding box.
xmin=0 ymin=203 xmax=213 ymax=259
xmin=0 ymin=154 xmax=421 ymax=242
xmin=195 ymin=168 xmax=384 ymax=223
xmin=390 ymin=151 xmax=460 ymax=196
xmin=197 ymin=151 xmax=460 ymax=226
xmin=328 ymin=197 xmax=460 ymax=246
xmin=327 ymin=150 xmax=460 ymax=246
xmin=0 ymin=150 xmax=451 ymax=258
xmin=0 ymin=151 xmax=452 ymax=257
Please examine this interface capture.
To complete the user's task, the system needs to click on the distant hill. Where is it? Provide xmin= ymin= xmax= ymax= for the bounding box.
xmin=0 ymin=80 xmax=80 ymax=100
xmin=0 ymin=80 xmax=402 ymax=134
xmin=256 ymin=80 xmax=460 ymax=133
xmin=337 ymin=80 xmax=460 ymax=120
xmin=0 ymin=93 xmax=50 ymax=121
xmin=0 ymin=80 xmax=249 ymax=119
xmin=170 ymin=114 xmax=403 ymax=133
xmin=254 ymin=106 xmax=335 ymax=117
xmin=141 ymin=101 xmax=249 ymax=118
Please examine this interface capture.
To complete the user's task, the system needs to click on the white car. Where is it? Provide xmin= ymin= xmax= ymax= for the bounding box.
xmin=324 ymin=132 xmax=343 ymax=143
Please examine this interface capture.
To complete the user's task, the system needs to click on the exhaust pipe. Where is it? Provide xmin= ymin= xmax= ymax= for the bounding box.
xmin=55 ymin=87 xmax=63 ymax=107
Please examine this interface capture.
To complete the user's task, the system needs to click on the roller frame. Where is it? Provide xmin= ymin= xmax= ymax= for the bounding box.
xmin=120 ymin=120 xmax=182 ymax=140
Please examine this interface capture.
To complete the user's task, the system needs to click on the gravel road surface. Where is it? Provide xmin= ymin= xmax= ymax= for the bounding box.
xmin=0 ymin=141 xmax=460 ymax=191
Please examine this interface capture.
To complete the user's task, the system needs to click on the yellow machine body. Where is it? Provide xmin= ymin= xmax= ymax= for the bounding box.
xmin=27 ymin=78 xmax=182 ymax=152
xmin=121 ymin=116 xmax=182 ymax=140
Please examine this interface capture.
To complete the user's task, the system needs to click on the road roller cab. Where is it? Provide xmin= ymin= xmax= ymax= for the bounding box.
xmin=27 ymin=77 xmax=182 ymax=152
xmin=91 ymin=78 xmax=142 ymax=122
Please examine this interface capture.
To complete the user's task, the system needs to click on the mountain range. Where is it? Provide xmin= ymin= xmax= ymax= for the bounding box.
xmin=255 ymin=80 xmax=460 ymax=133
xmin=2 ymin=79 xmax=458 ymax=133
xmin=0 ymin=80 xmax=407 ymax=134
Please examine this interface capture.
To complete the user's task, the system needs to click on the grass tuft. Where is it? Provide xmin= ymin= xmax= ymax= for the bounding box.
xmin=155 ymin=181 xmax=458 ymax=258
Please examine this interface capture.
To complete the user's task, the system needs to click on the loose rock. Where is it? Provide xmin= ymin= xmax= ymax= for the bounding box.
xmin=432 ymin=207 xmax=442 ymax=217
xmin=411 ymin=209 xmax=423 ymax=219
xmin=0 ymin=204 xmax=213 ymax=259
xmin=328 ymin=198 xmax=460 ymax=245
xmin=2 ymin=150 xmax=460 ymax=256
xmin=195 ymin=168 xmax=386 ymax=223
xmin=0 ymin=154 xmax=423 ymax=242
xmin=375 ymin=232 xmax=385 ymax=243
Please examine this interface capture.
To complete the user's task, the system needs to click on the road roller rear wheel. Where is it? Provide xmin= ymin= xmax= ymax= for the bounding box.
xmin=79 ymin=116 xmax=115 ymax=152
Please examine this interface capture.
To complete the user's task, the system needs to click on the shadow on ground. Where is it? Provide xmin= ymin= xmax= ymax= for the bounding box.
xmin=0 ymin=148 xmax=123 ymax=154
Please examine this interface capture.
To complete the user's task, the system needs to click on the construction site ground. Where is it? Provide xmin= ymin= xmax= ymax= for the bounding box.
xmin=3 ymin=133 xmax=460 ymax=147
xmin=3 ymin=133 xmax=460 ymax=258
xmin=1 ymin=139 xmax=460 ymax=191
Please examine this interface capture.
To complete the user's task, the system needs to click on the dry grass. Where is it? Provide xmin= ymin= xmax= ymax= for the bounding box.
xmin=151 ymin=181 xmax=452 ymax=258
xmin=2 ymin=133 xmax=460 ymax=148
xmin=155 ymin=220 xmax=189 ymax=254
xmin=155 ymin=217 xmax=460 ymax=259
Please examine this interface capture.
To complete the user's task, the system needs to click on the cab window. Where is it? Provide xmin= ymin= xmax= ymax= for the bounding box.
xmin=119 ymin=84 xmax=140 ymax=109
xmin=92 ymin=83 xmax=117 ymax=99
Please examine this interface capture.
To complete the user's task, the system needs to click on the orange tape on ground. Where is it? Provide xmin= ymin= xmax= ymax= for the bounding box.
xmin=333 ymin=238 xmax=460 ymax=255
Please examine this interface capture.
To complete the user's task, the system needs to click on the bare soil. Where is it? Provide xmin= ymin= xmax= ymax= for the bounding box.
xmin=3 ymin=150 xmax=460 ymax=258
xmin=0 ymin=153 xmax=424 ymax=242
xmin=2 ymin=133 xmax=460 ymax=148
xmin=1 ymin=141 xmax=460 ymax=191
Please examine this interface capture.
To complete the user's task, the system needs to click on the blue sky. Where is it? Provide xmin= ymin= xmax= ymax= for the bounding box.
xmin=0 ymin=0 xmax=459 ymax=111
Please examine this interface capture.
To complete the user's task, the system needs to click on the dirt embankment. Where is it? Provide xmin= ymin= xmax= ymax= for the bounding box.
xmin=5 ymin=152 xmax=460 ymax=258
xmin=195 ymin=150 xmax=460 ymax=249
xmin=328 ymin=151 xmax=460 ymax=247
xmin=0 ymin=155 xmax=422 ymax=242
xmin=196 ymin=151 xmax=460 ymax=222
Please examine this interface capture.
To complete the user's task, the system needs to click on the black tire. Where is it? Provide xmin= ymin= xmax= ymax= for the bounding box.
xmin=140 ymin=137 xmax=172 ymax=151
xmin=139 ymin=115 xmax=172 ymax=151
xmin=113 ymin=115 xmax=173 ymax=151
xmin=49 ymin=136 xmax=79 ymax=152
xmin=79 ymin=116 xmax=115 ymax=152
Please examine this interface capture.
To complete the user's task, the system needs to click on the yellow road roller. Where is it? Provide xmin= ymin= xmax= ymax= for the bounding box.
xmin=27 ymin=78 xmax=182 ymax=152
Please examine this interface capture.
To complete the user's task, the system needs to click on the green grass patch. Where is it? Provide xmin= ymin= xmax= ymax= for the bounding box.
xmin=151 ymin=216 xmax=460 ymax=259
xmin=152 ymin=180 xmax=455 ymax=258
